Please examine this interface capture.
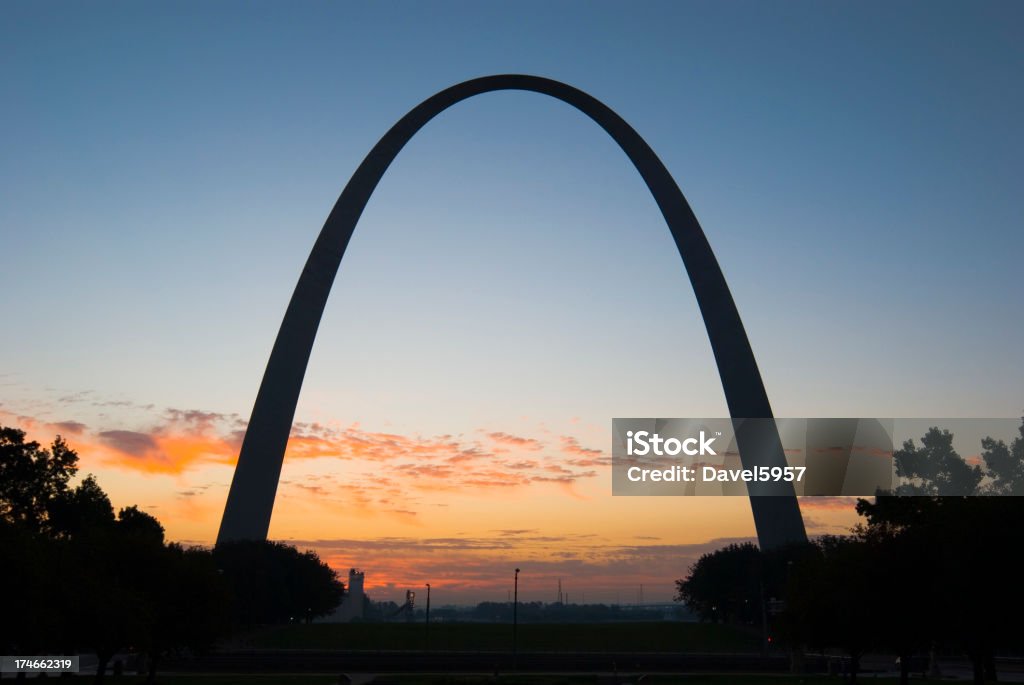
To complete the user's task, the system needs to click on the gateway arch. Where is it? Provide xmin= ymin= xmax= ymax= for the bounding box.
xmin=217 ymin=75 xmax=807 ymax=550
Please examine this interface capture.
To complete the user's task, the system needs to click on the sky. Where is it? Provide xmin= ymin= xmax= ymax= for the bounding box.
xmin=2 ymin=1 xmax=1022 ymax=605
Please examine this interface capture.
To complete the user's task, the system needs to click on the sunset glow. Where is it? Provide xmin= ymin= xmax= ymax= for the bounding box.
xmin=3 ymin=1 xmax=1021 ymax=609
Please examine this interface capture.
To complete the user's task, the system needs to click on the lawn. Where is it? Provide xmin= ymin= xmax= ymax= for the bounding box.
xmin=115 ymin=676 xmax=899 ymax=685
xmin=237 ymin=622 xmax=760 ymax=653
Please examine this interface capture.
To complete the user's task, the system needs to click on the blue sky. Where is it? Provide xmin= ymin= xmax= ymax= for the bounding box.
xmin=1 ymin=1 xmax=1022 ymax=600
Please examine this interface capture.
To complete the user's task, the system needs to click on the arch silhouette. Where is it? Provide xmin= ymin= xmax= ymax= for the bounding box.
xmin=217 ymin=75 xmax=807 ymax=550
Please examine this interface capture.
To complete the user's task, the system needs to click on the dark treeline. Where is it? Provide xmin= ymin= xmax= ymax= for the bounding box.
xmin=676 ymin=419 xmax=1024 ymax=685
xmin=0 ymin=426 xmax=344 ymax=684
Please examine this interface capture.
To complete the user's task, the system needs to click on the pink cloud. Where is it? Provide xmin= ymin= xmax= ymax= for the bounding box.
xmin=3 ymin=405 xmax=607 ymax=497
xmin=487 ymin=432 xmax=544 ymax=451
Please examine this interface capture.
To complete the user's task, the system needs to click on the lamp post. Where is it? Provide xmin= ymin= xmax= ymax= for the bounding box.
xmin=513 ymin=568 xmax=520 ymax=669
xmin=425 ymin=583 xmax=431 ymax=648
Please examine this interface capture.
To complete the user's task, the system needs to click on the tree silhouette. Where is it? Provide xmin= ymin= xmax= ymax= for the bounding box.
xmin=213 ymin=539 xmax=345 ymax=626
xmin=980 ymin=418 xmax=1024 ymax=494
xmin=851 ymin=521 xmax=937 ymax=685
xmin=857 ymin=418 xmax=1024 ymax=684
xmin=0 ymin=517 xmax=70 ymax=661
xmin=48 ymin=474 xmax=116 ymax=538
xmin=675 ymin=542 xmax=763 ymax=624
xmin=858 ymin=493 xmax=1024 ymax=685
xmin=117 ymin=504 xmax=165 ymax=545
xmin=785 ymin=535 xmax=883 ymax=683
xmin=0 ymin=424 xmax=232 ymax=684
xmin=672 ymin=419 xmax=1024 ymax=683
xmin=0 ymin=428 xmax=84 ymax=659
xmin=893 ymin=427 xmax=983 ymax=495
xmin=0 ymin=426 xmax=78 ymax=529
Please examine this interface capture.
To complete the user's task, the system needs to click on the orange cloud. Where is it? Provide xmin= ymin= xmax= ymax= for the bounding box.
xmin=797 ymin=496 xmax=861 ymax=511
xmin=4 ymin=403 xmax=611 ymax=487
xmin=560 ymin=436 xmax=609 ymax=467
xmin=93 ymin=428 xmax=238 ymax=475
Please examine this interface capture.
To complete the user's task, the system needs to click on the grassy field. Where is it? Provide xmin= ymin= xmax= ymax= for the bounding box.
xmin=110 ymin=676 xmax=900 ymax=685
xmin=236 ymin=622 xmax=760 ymax=653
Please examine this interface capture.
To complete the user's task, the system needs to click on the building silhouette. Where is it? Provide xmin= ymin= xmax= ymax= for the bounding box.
xmin=320 ymin=568 xmax=365 ymax=623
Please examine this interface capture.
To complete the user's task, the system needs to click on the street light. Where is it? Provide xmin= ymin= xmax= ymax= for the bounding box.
xmin=425 ymin=583 xmax=431 ymax=648
xmin=513 ymin=568 xmax=520 ymax=669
